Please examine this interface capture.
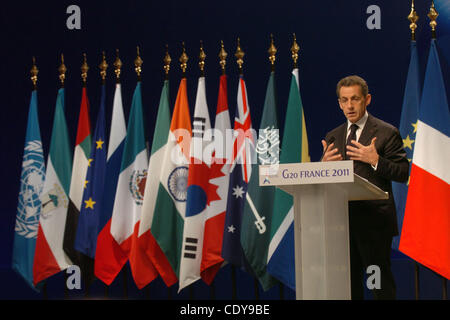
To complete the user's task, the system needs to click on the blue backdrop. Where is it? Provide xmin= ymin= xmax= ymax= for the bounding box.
xmin=1 ymin=0 xmax=449 ymax=300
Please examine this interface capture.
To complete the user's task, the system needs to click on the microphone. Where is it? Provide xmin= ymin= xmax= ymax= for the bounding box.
xmin=320 ymin=136 xmax=335 ymax=161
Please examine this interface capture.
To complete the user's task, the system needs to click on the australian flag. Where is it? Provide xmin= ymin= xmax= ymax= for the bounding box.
xmin=74 ymin=84 xmax=107 ymax=262
xmin=222 ymin=76 xmax=255 ymax=270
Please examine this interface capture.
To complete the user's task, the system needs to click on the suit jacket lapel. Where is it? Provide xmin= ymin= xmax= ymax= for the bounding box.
xmin=335 ymin=123 xmax=347 ymax=159
xmin=358 ymin=113 xmax=378 ymax=146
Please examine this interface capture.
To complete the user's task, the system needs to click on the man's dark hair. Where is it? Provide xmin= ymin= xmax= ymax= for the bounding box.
xmin=336 ymin=75 xmax=369 ymax=98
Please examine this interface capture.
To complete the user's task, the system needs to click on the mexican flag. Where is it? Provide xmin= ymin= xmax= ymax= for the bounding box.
xmin=109 ymin=82 xmax=158 ymax=287
xmin=33 ymin=88 xmax=72 ymax=285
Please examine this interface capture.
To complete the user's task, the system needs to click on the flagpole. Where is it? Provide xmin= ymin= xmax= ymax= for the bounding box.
xmin=119 ymin=47 xmax=144 ymax=300
xmin=249 ymin=34 xmax=276 ymax=300
xmin=219 ymin=40 xmax=227 ymax=76
xmin=163 ymin=45 xmax=173 ymax=300
xmin=81 ymin=52 xmax=91 ymax=299
xmin=408 ymin=0 xmax=421 ymax=301
xmin=59 ymin=53 xmax=67 ymax=89
xmin=180 ymin=41 xmax=188 ymax=79
xmin=30 ymin=56 xmax=45 ymax=297
xmin=291 ymin=33 xmax=299 ymax=70
xmin=427 ymin=0 xmax=448 ymax=301
xmin=235 ymin=37 xmax=244 ymax=76
xmin=230 ymin=38 xmax=245 ymax=300
xmin=59 ymin=53 xmax=70 ymax=300
xmin=207 ymin=41 xmax=227 ymax=302
xmin=443 ymin=278 xmax=448 ymax=300
xmin=31 ymin=56 xmax=38 ymax=91
xmin=231 ymin=265 xmax=237 ymax=299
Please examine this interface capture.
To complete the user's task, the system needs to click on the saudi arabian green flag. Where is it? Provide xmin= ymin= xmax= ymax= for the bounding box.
xmin=266 ymin=68 xmax=310 ymax=290
xmin=241 ymin=71 xmax=279 ymax=291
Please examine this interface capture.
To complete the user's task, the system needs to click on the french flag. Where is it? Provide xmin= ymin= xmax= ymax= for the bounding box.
xmin=399 ymin=39 xmax=450 ymax=280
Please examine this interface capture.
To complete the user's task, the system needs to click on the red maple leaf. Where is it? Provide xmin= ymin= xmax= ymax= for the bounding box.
xmin=188 ymin=154 xmax=227 ymax=206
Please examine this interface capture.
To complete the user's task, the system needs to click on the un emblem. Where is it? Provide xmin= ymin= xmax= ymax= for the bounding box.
xmin=168 ymin=166 xmax=188 ymax=202
xmin=15 ymin=140 xmax=45 ymax=239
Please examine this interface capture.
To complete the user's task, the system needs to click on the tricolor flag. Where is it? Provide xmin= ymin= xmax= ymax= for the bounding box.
xmin=109 ymin=81 xmax=158 ymax=287
xmin=134 ymin=79 xmax=177 ymax=289
xmin=149 ymin=77 xmax=191 ymax=280
xmin=94 ymin=83 xmax=127 ymax=285
xmin=267 ymin=68 xmax=310 ymax=290
xmin=221 ymin=75 xmax=256 ymax=270
xmin=33 ymin=88 xmax=72 ymax=285
xmin=200 ymin=74 xmax=231 ymax=284
xmin=399 ymin=39 xmax=450 ymax=280
xmin=12 ymin=89 xmax=45 ymax=290
xmin=179 ymin=76 xmax=228 ymax=291
xmin=241 ymin=71 xmax=279 ymax=291
xmin=392 ymin=40 xmax=421 ymax=250
xmin=63 ymin=85 xmax=92 ymax=284
xmin=74 ymin=84 xmax=107 ymax=260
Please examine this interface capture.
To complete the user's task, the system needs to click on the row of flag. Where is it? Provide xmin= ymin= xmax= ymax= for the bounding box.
xmin=11 ymin=33 xmax=450 ymax=295
xmin=11 ymin=51 xmax=310 ymax=293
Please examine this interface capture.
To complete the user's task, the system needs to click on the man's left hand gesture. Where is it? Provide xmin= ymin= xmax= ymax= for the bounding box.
xmin=346 ymin=137 xmax=379 ymax=166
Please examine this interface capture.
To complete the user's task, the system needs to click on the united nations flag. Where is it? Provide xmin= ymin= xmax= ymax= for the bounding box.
xmin=12 ymin=89 xmax=45 ymax=291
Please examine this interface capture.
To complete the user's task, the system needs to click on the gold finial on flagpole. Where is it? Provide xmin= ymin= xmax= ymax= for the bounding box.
xmin=30 ymin=56 xmax=38 ymax=89
xmin=99 ymin=51 xmax=108 ymax=83
xmin=114 ymin=49 xmax=122 ymax=82
xmin=163 ymin=44 xmax=171 ymax=79
xmin=428 ymin=0 xmax=438 ymax=39
xmin=199 ymin=40 xmax=206 ymax=76
xmin=134 ymin=46 xmax=143 ymax=80
xmin=81 ymin=53 xmax=89 ymax=86
xmin=408 ymin=0 xmax=419 ymax=41
xmin=291 ymin=33 xmax=300 ymax=69
xmin=268 ymin=33 xmax=277 ymax=71
xmin=58 ymin=53 xmax=67 ymax=87
xmin=180 ymin=42 xmax=188 ymax=76
xmin=219 ymin=40 xmax=227 ymax=75
xmin=235 ymin=37 xmax=244 ymax=74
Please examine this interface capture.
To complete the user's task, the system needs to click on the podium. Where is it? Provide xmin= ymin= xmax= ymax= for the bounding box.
xmin=259 ymin=161 xmax=388 ymax=300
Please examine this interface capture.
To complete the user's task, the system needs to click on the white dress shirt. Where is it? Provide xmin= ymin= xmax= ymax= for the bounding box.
xmin=345 ymin=111 xmax=378 ymax=170
xmin=346 ymin=111 xmax=368 ymax=142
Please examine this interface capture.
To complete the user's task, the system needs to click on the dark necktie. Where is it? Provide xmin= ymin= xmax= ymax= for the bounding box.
xmin=345 ymin=123 xmax=358 ymax=160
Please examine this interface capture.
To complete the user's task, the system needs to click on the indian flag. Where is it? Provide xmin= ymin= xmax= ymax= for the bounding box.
xmin=148 ymin=77 xmax=192 ymax=280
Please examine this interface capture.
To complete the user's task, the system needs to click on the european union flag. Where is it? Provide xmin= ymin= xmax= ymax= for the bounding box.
xmin=392 ymin=40 xmax=421 ymax=250
xmin=12 ymin=89 xmax=45 ymax=291
xmin=75 ymin=84 xmax=107 ymax=259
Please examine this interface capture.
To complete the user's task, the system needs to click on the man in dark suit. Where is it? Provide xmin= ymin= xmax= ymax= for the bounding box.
xmin=321 ymin=75 xmax=409 ymax=300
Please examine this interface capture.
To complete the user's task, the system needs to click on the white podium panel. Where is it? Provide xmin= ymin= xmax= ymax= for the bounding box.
xmin=260 ymin=161 xmax=388 ymax=300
